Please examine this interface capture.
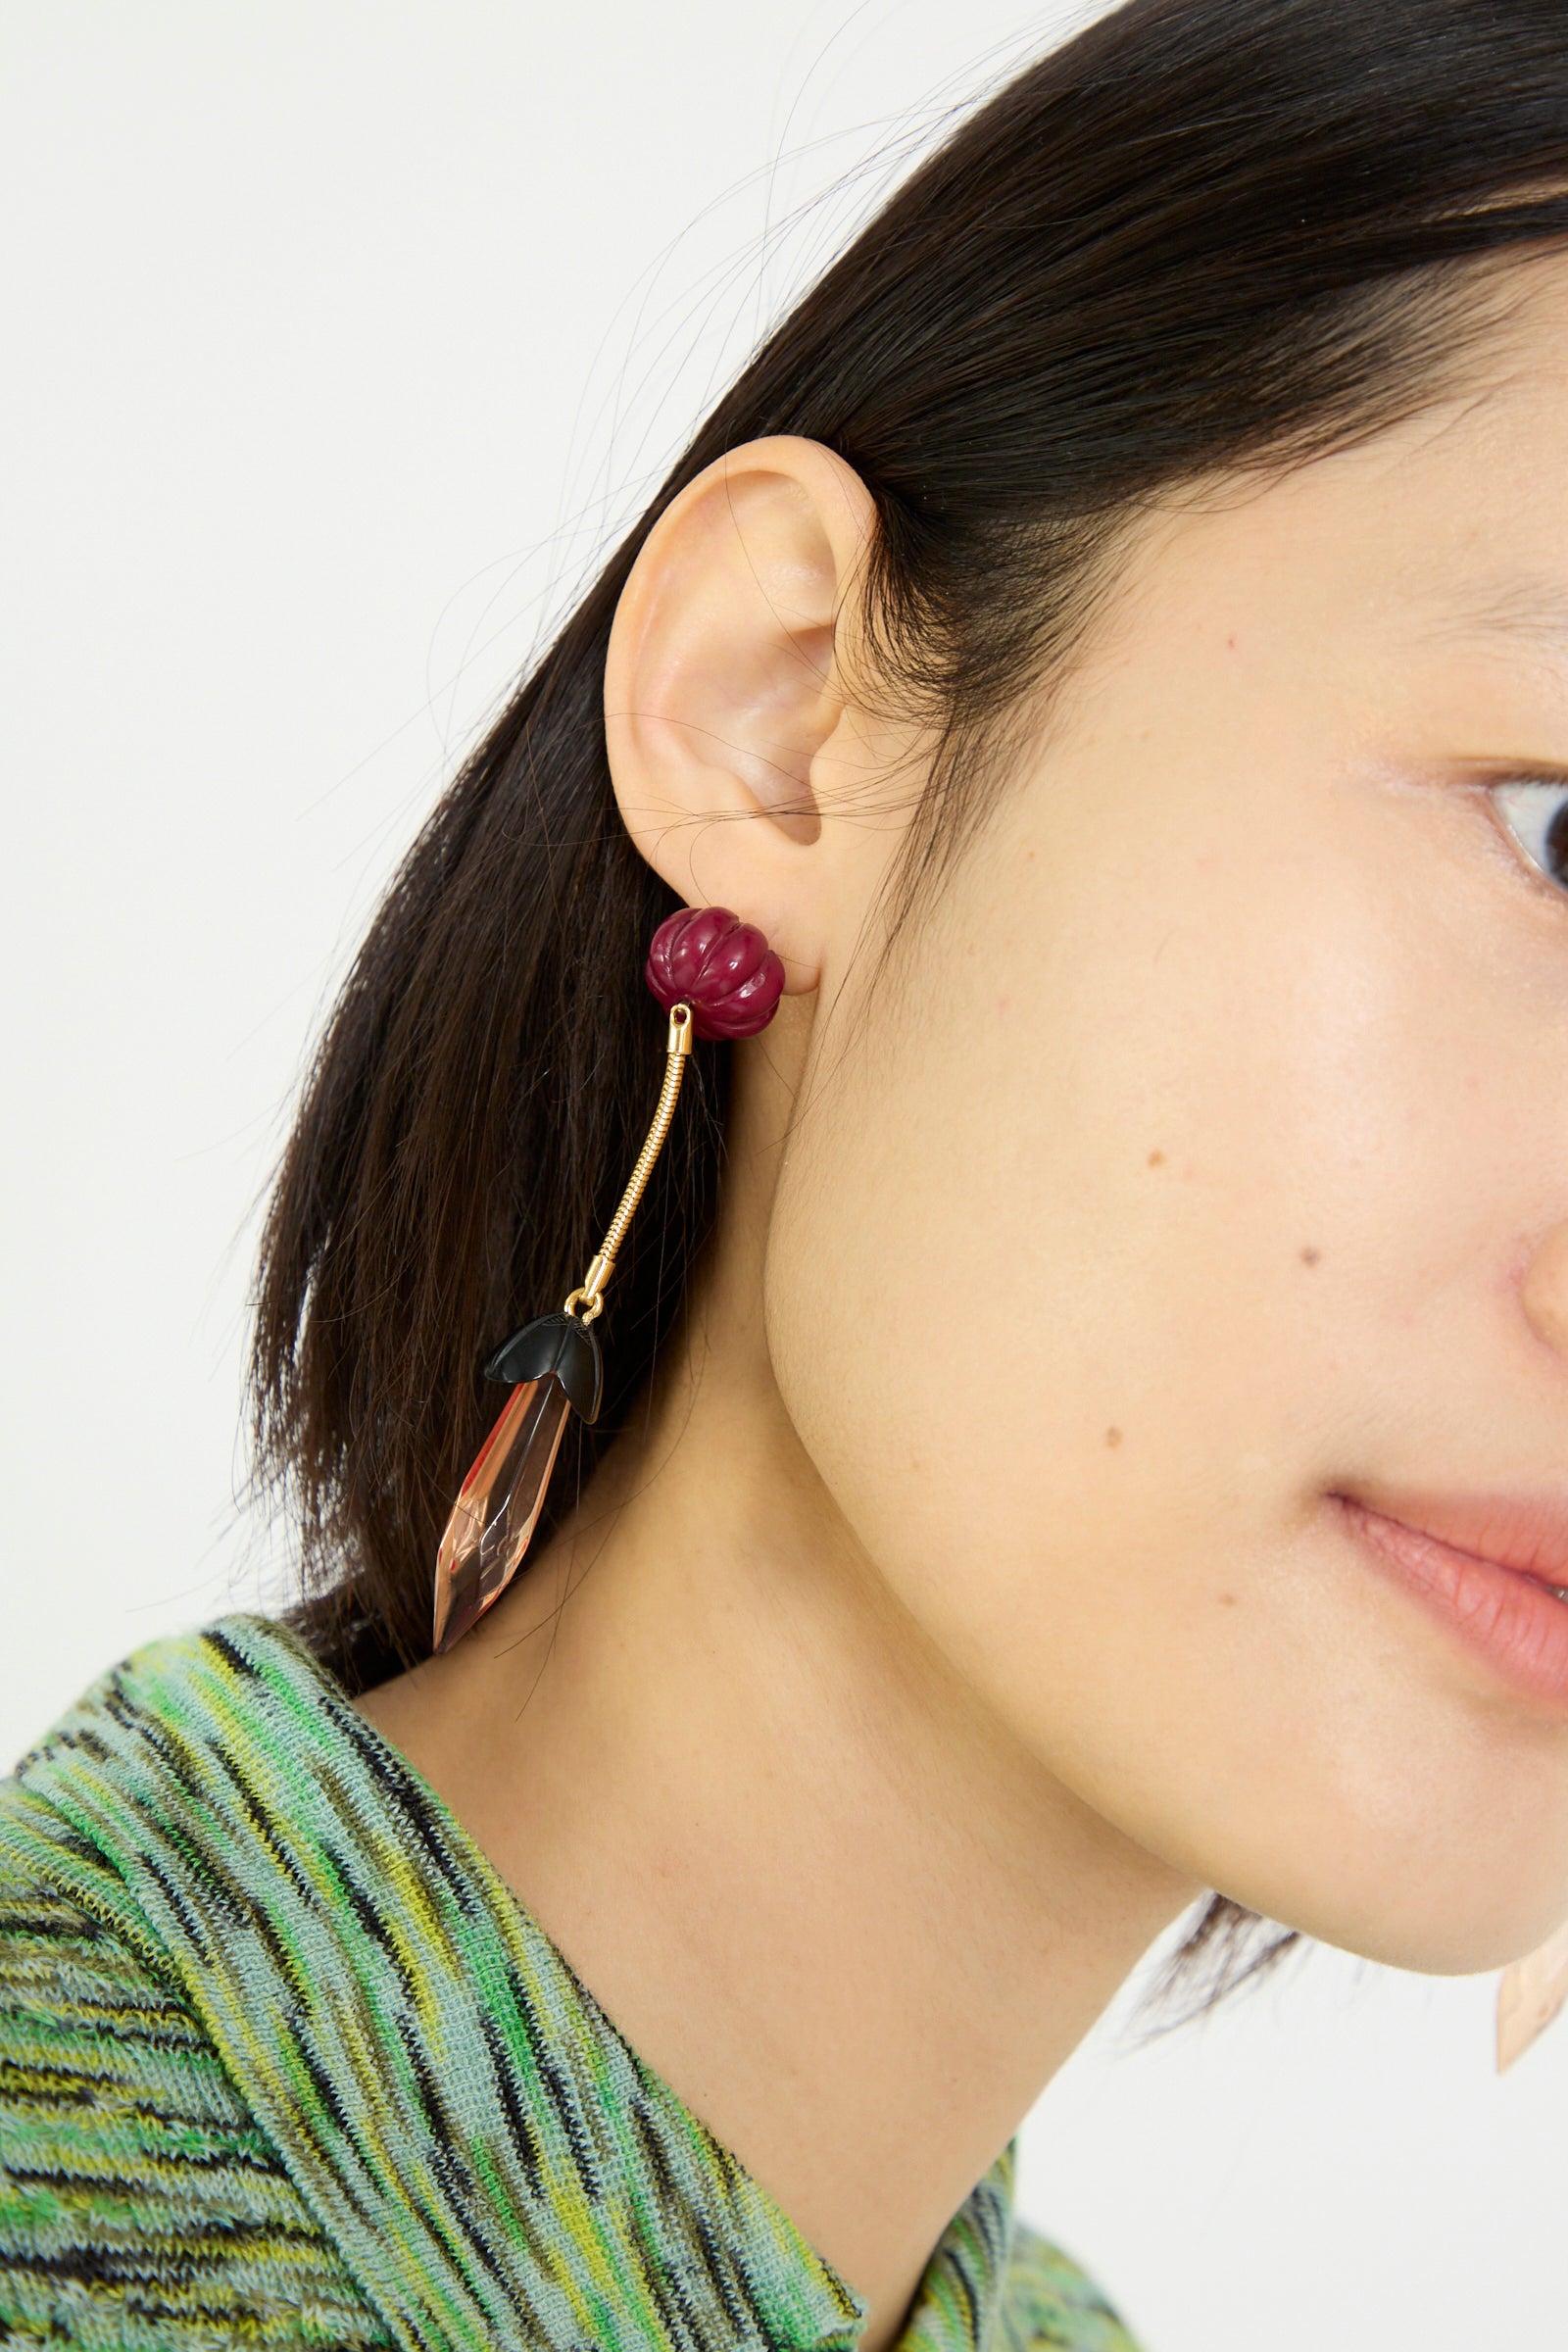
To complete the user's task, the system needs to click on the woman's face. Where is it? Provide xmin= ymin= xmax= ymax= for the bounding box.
xmin=763 ymin=270 xmax=1568 ymax=1973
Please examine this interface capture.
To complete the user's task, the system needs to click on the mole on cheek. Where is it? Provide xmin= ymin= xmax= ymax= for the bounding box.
xmin=1105 ymin=1427 xmax=1123 ymax=1447
xmin=1299 ymin=1246 xmax=1321 ymax=1266
xmin=1217 ymin=1592 xmax=1238 ymax=1606
xmin=1147 ymin=1150 xmax=1165 ymax=1167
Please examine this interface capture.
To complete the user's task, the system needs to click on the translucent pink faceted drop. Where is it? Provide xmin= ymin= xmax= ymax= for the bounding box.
xmin=431 ymin=1378 xmax=571 ymax=1653
xmin=1497 ymin=1917 xmax=1568 ymax=2072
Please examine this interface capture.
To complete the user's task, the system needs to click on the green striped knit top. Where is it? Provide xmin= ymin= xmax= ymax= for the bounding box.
xmin=0 ymin=1612 xmax=1144 ymax=2350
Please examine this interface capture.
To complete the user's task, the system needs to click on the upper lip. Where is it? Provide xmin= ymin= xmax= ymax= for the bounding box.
xmin=1336 ymin=1489 xmax=1568 ymax=1588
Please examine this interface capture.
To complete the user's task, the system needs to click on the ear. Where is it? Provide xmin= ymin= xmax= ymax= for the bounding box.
xmin=604 ymin=435 xmax=887 ymax=993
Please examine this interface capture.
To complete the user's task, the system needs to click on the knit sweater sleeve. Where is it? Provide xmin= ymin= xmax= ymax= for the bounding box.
xmin=0 ymin=1779 xmax=392 ymax=2350
xmin=998 ymin=2222 xmax=1146 ymax=2352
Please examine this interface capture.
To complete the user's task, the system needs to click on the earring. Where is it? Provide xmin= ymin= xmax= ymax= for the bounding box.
xmin=1496 ymin=1920 xmax=1568 ymax=2073
xmin=430 ymin=906 xmax=786 ymax=1653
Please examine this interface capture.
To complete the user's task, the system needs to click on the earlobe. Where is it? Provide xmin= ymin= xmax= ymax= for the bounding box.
xmin=603 ymin=437 xmax=879 ymax=992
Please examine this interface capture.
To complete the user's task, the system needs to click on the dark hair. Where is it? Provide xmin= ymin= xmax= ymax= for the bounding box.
xmin=250 ymin=0 xmax=1568 ymax=2014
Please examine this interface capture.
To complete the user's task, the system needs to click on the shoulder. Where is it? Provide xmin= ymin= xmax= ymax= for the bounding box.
xmin=999 ymin=2220 xmax=1147 ymax=2352
xmin=0 ymin=1777 xmax=390 ymax=2349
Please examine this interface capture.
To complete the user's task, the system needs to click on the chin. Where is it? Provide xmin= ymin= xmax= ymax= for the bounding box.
xmin=1266 ymin=1879 xmax=1568 ymax=1979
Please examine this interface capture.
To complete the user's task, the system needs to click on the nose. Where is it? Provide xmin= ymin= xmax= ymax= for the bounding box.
xmin=1521 ymin=1218 xmax=1568 ymax=1360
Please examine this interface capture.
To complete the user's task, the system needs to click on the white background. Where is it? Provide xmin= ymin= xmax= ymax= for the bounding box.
xmin=3 ymin=7 xmax=1565 ymax=2347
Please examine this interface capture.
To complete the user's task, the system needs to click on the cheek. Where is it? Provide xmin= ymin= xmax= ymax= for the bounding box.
xmin=763 ymin=766 xmax=1568 ymax=1964
xmin=769 ymin=780 xmax=1419 ymax=1593
xmin=770 ymin=849 xmax=1304 ymax=1655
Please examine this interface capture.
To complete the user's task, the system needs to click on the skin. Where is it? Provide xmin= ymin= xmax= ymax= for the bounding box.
xmin=356 ymin=260 xmax=1568 ymax=2349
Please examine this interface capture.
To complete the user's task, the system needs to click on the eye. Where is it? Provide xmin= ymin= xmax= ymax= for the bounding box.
xmin=1490 ymin=778 xmax=1568 ymax=894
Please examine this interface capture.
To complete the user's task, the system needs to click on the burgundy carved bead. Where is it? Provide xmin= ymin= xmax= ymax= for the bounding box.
xmin=644 ymin=906 xmax=786 ymax=1041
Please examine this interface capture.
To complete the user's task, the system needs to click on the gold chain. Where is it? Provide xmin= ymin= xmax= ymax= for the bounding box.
xmin=563 ymin=1004 xmax=694 ymax=1324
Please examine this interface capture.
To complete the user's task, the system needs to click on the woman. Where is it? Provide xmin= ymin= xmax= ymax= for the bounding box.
xmin=5 ymin=0 xmax=1568 ymax=2344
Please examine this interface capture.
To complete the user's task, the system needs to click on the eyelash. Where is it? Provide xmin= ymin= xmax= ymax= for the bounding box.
xmin=1487 ymin=778 xmax=1568 ymax=897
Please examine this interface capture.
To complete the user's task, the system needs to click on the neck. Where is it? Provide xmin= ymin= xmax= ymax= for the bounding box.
xmin=353 ymin=1015 xmax=1197 ymax=2350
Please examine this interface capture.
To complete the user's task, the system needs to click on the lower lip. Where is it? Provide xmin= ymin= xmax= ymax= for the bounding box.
xmin=1335 ymin=1494 xmax=1568 ymax=1712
